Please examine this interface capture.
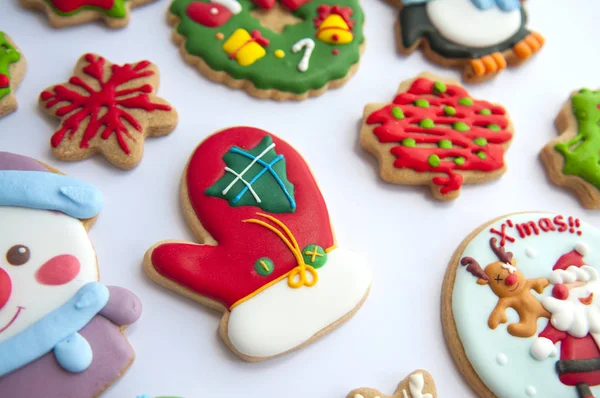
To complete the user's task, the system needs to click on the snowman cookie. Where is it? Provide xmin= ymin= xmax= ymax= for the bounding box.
xmin=144 ymin=127 xmax=372 ymax=361
xmin=0 ymin=152 xmax=142 ymax=398
xmin=0 ymin=32 xmax=25 ymax=119
xmin=443 ymin=212 xmax=600 ymax=398
xmin=168 ymin=0 xmax=365 ymax=100
xmin=347 ymin=370 xmax=437 ymax=398
xmin=395 ymin=0 xmax=544 ymax=83
xmin=19 ymin=0 xmax=158 ymax=28
xmin=541 ymin=88 xmax=600 ymax=209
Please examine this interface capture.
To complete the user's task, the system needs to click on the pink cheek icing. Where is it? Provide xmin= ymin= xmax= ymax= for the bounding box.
xmin=0 ymin=268 xmax=11 ymax=310
xmin=35 ymin=255 xmax=80 ymax=286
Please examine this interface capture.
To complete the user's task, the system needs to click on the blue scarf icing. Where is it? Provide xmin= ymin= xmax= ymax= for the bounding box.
xmin=0 ymin=282 xmax=109 ymax=377
xmin=402 ymin=0 xmax=520 ymax=12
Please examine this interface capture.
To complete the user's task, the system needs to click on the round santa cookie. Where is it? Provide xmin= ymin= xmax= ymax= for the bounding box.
xmin=39 ymin=53 xmax=178 ymax=170
xmin=443 ymin=211 xmax=600 ymax=398
xmin=0 ymin=152 xmax=142 ymax=398
xmin=394 ymin=0 xmax=544 ymax=83
xmin=144 ymin=126 xmax=372 ymax=361
xmin=541 ymin=88 xmax=600 ymax=209
xmin=0 ymin=32 xmax=25 ymax=120
xmin=168 ymin=0 xmax=365 ymax=100
xmin=347 ymin=369 xmax=437 ymax=398
xmin=19 ymin=0 xmax=158 ymax=28
xmin=361 ymin=72 xmax=514 ymax=200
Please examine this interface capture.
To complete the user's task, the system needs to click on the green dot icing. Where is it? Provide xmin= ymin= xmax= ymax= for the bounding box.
xmin=433 ymin=81 xmax=446 ymax=94
xmin=438 ymin=139 xmax=452 ymax=149
xmin=444 ymin=106 xmax=456 ymax=116
xmin=420 ymin=118 xmax=434 ymax=128
xmin=254 ymin=257 xmax=274 ymax=276
xmin=454 ymin=157 xmax=465 ymax=166
xmin=474 ymin=137 xmax=488 ymax=146
xmin=169 ymin=0 xmax=365 ymax=95
xmin=45 ymin=0 xmax=128 ymax=18
xmin=477 ymin=151 xmax=487 ymax=159
xmin=402 ymin=138 xmax=416 ymax=147
xmin=458 ymin=97 xmax=473 ymax=106
xmin=554 ymin=89 xmax=600 ymax=189
xmin=428 ymin=154 xmax=440 ymax=167
xmin=479 ymin=108 xmax=492 ymax=115
xmin=454 ymin=122 xmax=470 ymax=132
xmin=302 ymin=244 xmax=327 ymax=269
xmin=0 ymin=32 xmax=21 ymax=101
xmin=414 ymin=99 xmax=429 ymax=108
xmin=391 ymin=106 xmax=405 ymax=119
xmin=488 ymin=124 xmax=501 ymax=132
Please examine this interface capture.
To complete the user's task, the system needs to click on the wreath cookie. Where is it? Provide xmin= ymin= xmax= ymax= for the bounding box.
xmin=348 ymin=370 xmax=437 ymax=398
xmin=541 ymin=89 xmax=600 ymax=209
xmin=395 ymin=0 xmax=544 ymax=83
xmin=0 ymin=32 xmax=25 ymax=119
xmin=168 ymin=0 xmax=365 ymax=100
xmin=19 ymin=0 xmax=157 ymax=28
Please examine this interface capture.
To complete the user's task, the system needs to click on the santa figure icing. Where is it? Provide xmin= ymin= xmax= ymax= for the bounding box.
xmin=145 ymin=127 xmax=372 ymax=360
xmin=531 ymin=243 xmax=600 ymax=398
xmin=0 ymin=152 xmax=142 ymax=398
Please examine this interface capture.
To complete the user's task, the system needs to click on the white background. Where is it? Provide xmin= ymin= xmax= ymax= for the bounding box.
xmin=1 ymin=1 xmax=600 ymax=397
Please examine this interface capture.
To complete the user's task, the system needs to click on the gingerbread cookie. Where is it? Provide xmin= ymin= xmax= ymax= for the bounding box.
xmin=0 ymin=32 xmax=25 ymax=119
xmin=168 ymin=0 xmax=365 ymax=100
xmin=144 ymin=127 xmax=372 ymax=361
xmin=19 ymin=0 xmax=157 ymax=28
xmin=39 ymin=53 xmax=178 ymax=170
xmin=348 ymin=370 xmax=437 ymax=398
xmin=395 ymin=0 xmax=544 ymax=83
xmin=443 ymin=211 xmax=600 ymax=398
xmin=541 ymin=89 xmax=600 ymax=209
xmin=0 ymin=152 xmax=142 ymax=398
xmin=361 ymin=73 xmax=513 ymax=200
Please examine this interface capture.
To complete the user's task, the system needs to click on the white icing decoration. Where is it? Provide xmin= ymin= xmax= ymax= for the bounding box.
xmin=401 ymin=373 xmax=433 ymax=398
xmin=496 ymin=352 xmax=507 ymax=365
xmin=525 ymin=386 xmax=537 ymax=396
xmin=0 ymin=207 xmax=97 ymax=343
xmin=210 ymin=7 xmax=218 ymax=15
xmin=530 ymin=337 xmax=557 ymax=360
xmin=525 ymin=247 xmax=537 ymax=258
xmin=576 ymin=242 xmax=590 ymax=256
xmin=353 ymin=395 xmax=364 ymax=398
xmin=501 ymin=262 xmax=516 ymax=274
xmin=227 ymin=248 xmax=371 ymax=357
xmin=291 ymin=38 xmax=315 ymax=73
xmin=549 ymin=265 xmax=598 ymax=285
xmin=211 ymin=0 xmax=241 ymax=14
xmin=426 ymin=0 xmax=522 ymax=48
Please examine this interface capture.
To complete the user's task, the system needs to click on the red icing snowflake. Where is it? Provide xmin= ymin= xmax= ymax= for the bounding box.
xmin=40 ymin=54 xmax=175 ymax=160
xmin=365 ymin=76 xmax=513 ymax=197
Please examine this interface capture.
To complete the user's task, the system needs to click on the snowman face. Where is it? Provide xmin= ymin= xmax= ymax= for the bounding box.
xmin=0 ymin=207 xmax=98 ymax=343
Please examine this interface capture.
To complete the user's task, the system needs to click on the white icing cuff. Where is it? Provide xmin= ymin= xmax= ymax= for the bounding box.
xmin=530 ymin=337 xmax=556 ymax=360
xmin=211 ymin=0 xmax=242 ymax=14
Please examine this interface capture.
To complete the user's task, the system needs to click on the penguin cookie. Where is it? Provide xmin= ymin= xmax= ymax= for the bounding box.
xmin=0 ymin=152 xmax=142 ymax=398
xmin=144 ymin=127 xmax=372 ymax=361
xmin=396 ymin=0 xmax=544 ymax=83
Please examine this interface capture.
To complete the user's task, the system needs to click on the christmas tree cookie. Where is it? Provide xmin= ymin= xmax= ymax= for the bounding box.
xmin=361 ymin=72 xmax=514 ymax=200
xmin=39 ymin=54 xmax=178 ymax=170
xmin=168 ymin=0 xmax=365 ymax=100
xmin=348 ymin=370 xmax=437 ymax=398
xmin=541 ymin=88 xmax=600 ymax=209
xmin=144 ymin=127 xmax=372 ymax=361
xmin=19 ymin=0 xmax=158 ymax=28
xmin=0 ymin=32 xmax=25 ymax=119
xmin=0 ymin=152 xmax=142 ymax=397
xmin=394 ymin=0 xmax=544 ymax=83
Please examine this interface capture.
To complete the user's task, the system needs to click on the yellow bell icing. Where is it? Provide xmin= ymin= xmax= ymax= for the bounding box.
xmin=222 ymin=29 xmax=267 ymax=66
xmin=316 ymin=14 xmax=353 ymax=44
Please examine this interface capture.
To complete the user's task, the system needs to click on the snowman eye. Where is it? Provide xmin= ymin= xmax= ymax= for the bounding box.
xmin=6 ymin=245 xmax=31 ymax=266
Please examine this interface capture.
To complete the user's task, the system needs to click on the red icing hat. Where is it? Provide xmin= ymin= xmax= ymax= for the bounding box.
xmin=552 ymin=242 xmax=589 ymax=271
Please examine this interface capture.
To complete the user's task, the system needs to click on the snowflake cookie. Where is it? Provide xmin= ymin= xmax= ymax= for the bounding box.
xmin=19 ymin=0 xmax=158 ymax=28
xmin=394 ymin=0 xmax=544 ymax=83
xmin=347 ymin=370 xmax=437 ymax=398
xmin=361 ymin=72 xmax=513 ymax=200
xmin=0 ymin=32 xmax=25 ymax=119
xmin=144 ymin=127 xmax=372 ymax=361
xmin=39 ymin=54 xmax=178 ymax=170
xmin=541 ymin=88 xmax=600 ymax=209
xmin=0 ymin=152 xmax=142 ymax=398
xmin=443 ymin=212 xmax=600 ymax=398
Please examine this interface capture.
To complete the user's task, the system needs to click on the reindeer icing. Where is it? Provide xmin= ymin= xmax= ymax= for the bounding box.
xmin=461 ymin=237 xmax=550 ymax=337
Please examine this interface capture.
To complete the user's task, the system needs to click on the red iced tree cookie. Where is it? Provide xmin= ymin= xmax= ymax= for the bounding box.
xmin=39 ymin=54 xmax=178 ymax=170
xmin=361 ymin=73 xmax=513 ymax=200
